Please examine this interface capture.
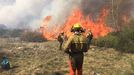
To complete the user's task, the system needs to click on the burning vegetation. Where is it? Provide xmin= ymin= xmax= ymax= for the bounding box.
xmin=39 ymin=0 xmax=134 ymax=52
xmin=0 ymin=0 xmax=134 ymax=75
xmin=39 ymin=0 xmax=134 ymax=40
xmin=40 ymin=8 xmax=112 ymax=40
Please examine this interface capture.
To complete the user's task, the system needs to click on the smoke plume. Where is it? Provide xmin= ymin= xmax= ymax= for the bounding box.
xmin=0 ymin=0 xmax=133 ymax=29
xmin=80 ymin=0 xmax=134 ymax=24
xmin=0 ymin=0 xmax=81 ymax=29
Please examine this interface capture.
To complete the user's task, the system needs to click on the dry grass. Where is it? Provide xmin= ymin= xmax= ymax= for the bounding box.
xmin=0 ymin=38 xmax=134 ymax=75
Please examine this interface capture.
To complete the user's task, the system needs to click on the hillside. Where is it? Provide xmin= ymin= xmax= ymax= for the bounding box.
xmin=0 ymin=38 xmax=134 ymax=75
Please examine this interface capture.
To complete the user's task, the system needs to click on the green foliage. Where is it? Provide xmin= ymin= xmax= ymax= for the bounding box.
xmin=93 ymin=34 xmax=119 ymax=48
xmin=117 ymin=27 xmax=134 ymax=52
xmin=20 ymin=31 xmax=47 ymax=42
xmin=92 ymin=21 xmax=134 ymax=52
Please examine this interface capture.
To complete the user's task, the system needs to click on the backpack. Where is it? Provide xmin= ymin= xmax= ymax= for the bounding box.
xmin=70 ymin=34 xmax=89 ymax=52
xmin=1 ymin=57 xmax=10 ymax=70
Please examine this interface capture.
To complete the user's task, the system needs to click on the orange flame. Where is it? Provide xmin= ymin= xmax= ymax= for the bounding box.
xmin=40 ymin=8 xmax=112 ymax=40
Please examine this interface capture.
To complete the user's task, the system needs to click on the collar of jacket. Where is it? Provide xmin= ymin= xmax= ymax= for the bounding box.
xmin=74 ymin=31 xmax=82 ymax=35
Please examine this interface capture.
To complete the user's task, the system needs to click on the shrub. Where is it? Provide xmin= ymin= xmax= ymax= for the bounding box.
xmin=8 ymin=29 xmax=24 ymax=37
xmin=92 ymin=23 xmax=134 ymax=53
xmin=116 ymin=27 xmax=134 ymax=52
xmin=0 ymin=29 xmax=24 ymax=38
xmin=92 ymin=34 xmax=119 ymax=48
xmin=20 ymin=31 xmax=47 ymax=42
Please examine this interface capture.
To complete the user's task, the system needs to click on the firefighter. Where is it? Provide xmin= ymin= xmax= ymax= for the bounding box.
xmin=86 ymin=29 xmax=93 ymax=47
xmin=57 ymin=32 xmax=64 ymax=50
xmin=64 ymin=23 xmax=89 ymax=75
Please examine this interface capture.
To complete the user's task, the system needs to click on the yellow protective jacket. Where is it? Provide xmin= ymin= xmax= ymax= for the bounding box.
xmin=64 ymin=33 xmax=88 ymax=54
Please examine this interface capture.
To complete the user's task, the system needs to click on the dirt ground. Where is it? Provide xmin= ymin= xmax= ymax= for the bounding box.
xmin=0 ymin=38 xmax=134 ymax=75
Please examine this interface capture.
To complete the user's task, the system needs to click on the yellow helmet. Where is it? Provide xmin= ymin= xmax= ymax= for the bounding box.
xmin=73 ymin=23 xmax=81 ymax=29
xmin=71 ymin=23 xmax=85 ymax=32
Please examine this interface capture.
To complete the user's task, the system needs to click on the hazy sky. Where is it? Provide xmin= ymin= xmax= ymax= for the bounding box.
xmin=0 ymin=0 xmax=133 ymax=29
xmin=0 ymin=0 xmax=81 ymax=29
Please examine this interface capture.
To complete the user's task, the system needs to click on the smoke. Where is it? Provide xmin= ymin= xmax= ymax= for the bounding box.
xmin=36 ymin=0 xmax=81 ymax=28
xmin=127 ymin=0 xmax=134 ymax=19
xmin=81 ymin=0 xmax=134 ymax=18
xmin=0 ymin=0 xmax=133 ymax=29
xmin=0 ymin=0 xmax=81 ymax=29
xmin=0 ymin=0 xmax=46 ymax=29
xmin=81 ymin=0 xmax=108 ymax=15
xmin=80 ymin=0 xmax=134 ymax=26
